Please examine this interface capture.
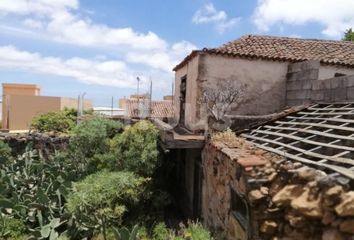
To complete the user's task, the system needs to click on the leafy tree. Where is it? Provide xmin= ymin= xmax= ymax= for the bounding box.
xmin=66 ymin=171 xmax=149 ymax=240
xmin=113 ymin=121 xmax=160 ymax=177
xmin=343 ymin=28 xmax=354 ymax=41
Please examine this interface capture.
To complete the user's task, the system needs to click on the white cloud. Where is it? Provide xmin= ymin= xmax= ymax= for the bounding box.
xmin=126 ymin=41 xmax=197 ymax=72
xmin=0 ymin=45 xmax=138 ymax=88
xmin=192 ymin=3 xmax=240 ymax=33
xmin=0 ymin=0 xmax=196 ymax=74
xmin=23 ymin=18 xmax=43 ymax=29
xmin=253 ymin=0 xmax=354 ymax=38
xmin=0 ymin=0 xmax=166 ymax=51
xmin=0 ymin=0 xmax=79 ymax=15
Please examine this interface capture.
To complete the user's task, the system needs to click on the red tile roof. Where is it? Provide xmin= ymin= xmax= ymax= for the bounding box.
xmin=125 ymin=99 xmax=173 ymax=118
xmin=174 ymin=35 xmax=354 ymax=71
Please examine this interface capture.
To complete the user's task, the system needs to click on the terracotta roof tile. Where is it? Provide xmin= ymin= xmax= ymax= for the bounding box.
xmin=125 ymin=99 xmax=173 ymax=118
xmin=174 ymin=35 xmax=354 ymax=70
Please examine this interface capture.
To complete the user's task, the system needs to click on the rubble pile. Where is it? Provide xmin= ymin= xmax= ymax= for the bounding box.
xmin=202 ymin=134 xmax=354 ymax=240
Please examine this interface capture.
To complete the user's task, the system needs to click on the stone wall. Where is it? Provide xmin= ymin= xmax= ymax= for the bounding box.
xmin=1 ymin=132 xmax=69 ymax=157
xmin=202 ymin=134 xmax=354 ymax=240
xmin=286 ymin=61 xmax=354 ymax=106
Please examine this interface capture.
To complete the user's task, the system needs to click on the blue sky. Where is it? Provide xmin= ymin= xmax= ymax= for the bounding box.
xmin=0 ymin=0 xmax=354 ymax=106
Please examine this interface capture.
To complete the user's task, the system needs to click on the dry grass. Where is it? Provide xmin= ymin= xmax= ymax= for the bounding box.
xmin=210 ymin=128 xmax=246 ymax=148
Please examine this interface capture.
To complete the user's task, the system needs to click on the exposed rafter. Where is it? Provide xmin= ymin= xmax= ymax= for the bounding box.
xmin=242 ymin=103 xmax=354 ymax=179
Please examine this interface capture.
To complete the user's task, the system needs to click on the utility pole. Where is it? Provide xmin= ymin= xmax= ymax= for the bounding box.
xmin=111 ymin=96 xmax=114 ymax=116
xmin=149 ymin=77 xmax=152 ymax=118
xmin=76 ymin=94 xmax=80 ymax=125
xmin=80 ymin=92 xmax=86 ymax=117
xmin=77 ymin=92 xmax=86 ymax=125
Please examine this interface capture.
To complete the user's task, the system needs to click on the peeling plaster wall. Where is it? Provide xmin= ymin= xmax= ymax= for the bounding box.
xmin=174 ymin=54 xmax=290 ymax=131
xmin=174 ymin=55 xmax=200 ymax=130
xmin=199 ymin=55 xmax=289 ymax=116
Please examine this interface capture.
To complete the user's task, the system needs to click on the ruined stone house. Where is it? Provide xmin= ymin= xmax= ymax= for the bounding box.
xmin=155 ymin=35 xmax=354 ymax=239
xmin=172 ymin=35 xmax=354 ymax=131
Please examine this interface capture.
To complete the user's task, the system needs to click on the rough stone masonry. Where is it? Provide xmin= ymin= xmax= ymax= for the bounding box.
xmin=202 ymin=131 xmax=354 ymax=240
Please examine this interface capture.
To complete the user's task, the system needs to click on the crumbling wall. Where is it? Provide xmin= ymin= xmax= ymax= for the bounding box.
xmin=286 ymin=61 xmax=354 ymax=106
xmin=202 ymin=139 xmax=251 ymax=240
xmin=202 ymin=135 xmax=354 ymax=239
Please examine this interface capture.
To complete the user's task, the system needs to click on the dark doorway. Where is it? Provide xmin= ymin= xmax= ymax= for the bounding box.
xmin=179 ymin=76 xmax=187 ymax=126
xmin=193 ymin=156 xmax=202 ymax=219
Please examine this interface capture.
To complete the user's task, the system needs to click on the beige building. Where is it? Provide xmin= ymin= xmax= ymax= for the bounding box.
xmin=2 ymin=83 xmax=92 ymax=132
xmin=173 ymin=35 xmax=354 ymax=131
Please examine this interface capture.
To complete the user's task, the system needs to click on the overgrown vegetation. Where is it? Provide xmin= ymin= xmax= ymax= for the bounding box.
xmin=31 ymin=108 xmax=78 ymax=133
xmin=113 ymin=121 xmax=159 ymax=177
xmin=0 ymin=116 xmax=212 ymax=239
xmin=67 ymin=171 xmax=149 ymax=239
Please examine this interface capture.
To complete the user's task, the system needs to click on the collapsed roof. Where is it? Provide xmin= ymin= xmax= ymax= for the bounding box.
xmin=242 ymin=103 xmax=354 ymax=180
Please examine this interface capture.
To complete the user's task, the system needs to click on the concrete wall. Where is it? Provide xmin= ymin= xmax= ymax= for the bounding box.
xmin=318 ymin=65 xmax=354 ymax=80
xmin=286 ymin=61 xmax=354 ymax=106
xmin=60 ymin=98 xmax=92 ymax=110
xmin=2 ymin=83 xmax=41 ymax=129
xmin=0 ymin=100 xmax=2 ymax=121
xmin=5 ymin=95 xmax=61 ymax=131
xmin=2 ymin=95 xmax=92 ymax=131
xmin=3 ymin=83 xmax=40 ymax=96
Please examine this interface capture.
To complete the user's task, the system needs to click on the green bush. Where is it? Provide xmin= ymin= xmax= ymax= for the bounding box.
xmin=0 ymin=216 xmax=28 ymax=240
xmin=151 ymin=222 xmax=213 ymax=240
xmin=67 ymin=171 xmax=149 ymax=239
xmin=69 ymin=118 xmax=109 ymax=159
xmin=179 ymin=222 xmax=213 ymax=240
xmin=31 ymin=108 xmax=77 ymax=133
xmin=69 ymin=117 xmax=123 ymax=160
xmin=152 ymin=222 xmax=170 ymax=240
xmin=114 ymin=121 xmax=160 ymax=177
